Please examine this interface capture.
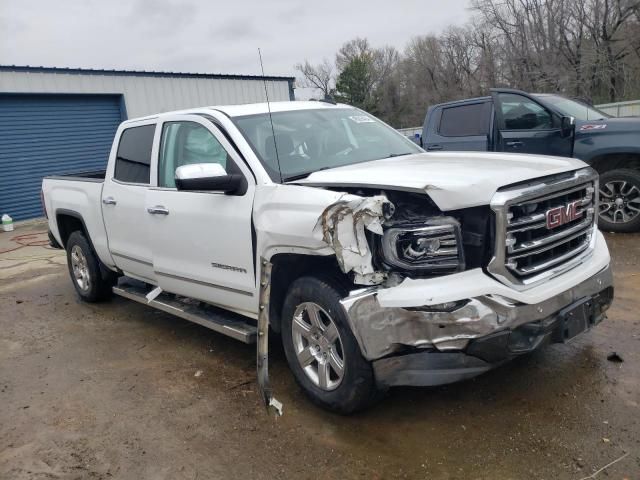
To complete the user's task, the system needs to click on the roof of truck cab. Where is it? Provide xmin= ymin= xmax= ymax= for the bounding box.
xmin=431 ymin=96 xmax=491 ymax=109
xmin=123 ymin=101 xmax=354 ymax=124
xmin=214 ymin=101 xmax=353 ymax=117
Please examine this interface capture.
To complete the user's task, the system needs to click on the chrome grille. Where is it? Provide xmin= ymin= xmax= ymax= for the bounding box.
xmin=489 ymin=168 xmax=598 ymax=289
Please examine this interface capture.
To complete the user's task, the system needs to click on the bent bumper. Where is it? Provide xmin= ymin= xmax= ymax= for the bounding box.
xmin=340 ymin=231 xmax=613 ymax=387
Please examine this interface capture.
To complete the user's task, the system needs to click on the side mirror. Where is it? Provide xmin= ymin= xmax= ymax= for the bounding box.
xmin=175 ymin=163 xmax=243 ymax=193
xmin=561 ymin=115 xmax=576 ymax=138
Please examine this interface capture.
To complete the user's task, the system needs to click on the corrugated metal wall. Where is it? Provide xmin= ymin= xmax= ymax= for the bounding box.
xmin=0 ymin=69 xmax=293 ymax=118
xmin=0 ymin=94 xmax=122 ymax=220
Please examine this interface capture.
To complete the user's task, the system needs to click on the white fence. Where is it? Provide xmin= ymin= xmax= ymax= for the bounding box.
xmin=596 ymin=100 xmax=640 ymax=117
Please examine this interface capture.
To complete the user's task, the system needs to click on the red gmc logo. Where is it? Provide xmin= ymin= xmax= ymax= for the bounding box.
xmin=546 ymin=201 xmax=583 ymax=229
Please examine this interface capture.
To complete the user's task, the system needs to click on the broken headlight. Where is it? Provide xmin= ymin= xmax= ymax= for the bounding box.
xmin=381 ymin=217 xmax=464 ymax=274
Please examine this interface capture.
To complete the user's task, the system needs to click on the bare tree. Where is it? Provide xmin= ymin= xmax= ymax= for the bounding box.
xmin=295 ymin=59 xmax=334 ymax=98
xmin=294 ymin=0 xmax=640 ymax=127
xmin=336 ymin=38 xmax=373 ymax=70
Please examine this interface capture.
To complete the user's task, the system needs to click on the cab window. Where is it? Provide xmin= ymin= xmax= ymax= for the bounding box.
xmin=114 ymin=124 xmax=155 ymax=184
xmin=498 ymin=93 xmax=553 ymax=130
xmin=439 ymin=102 xmax=490 ymax=136
xmin=158 ymin=121 xmax=230 ymax=188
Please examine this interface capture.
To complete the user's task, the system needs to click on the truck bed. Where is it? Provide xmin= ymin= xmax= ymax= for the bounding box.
xmin=42 ymin=173 xmax=115 ymax=268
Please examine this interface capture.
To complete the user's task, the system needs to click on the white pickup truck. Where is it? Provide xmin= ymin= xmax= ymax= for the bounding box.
xmin=42 ymin=101 xmax=614 ymax=414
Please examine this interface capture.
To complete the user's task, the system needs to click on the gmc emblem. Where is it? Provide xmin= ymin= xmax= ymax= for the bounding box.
xmin=546 ymin=201 xmax=582 ymax=229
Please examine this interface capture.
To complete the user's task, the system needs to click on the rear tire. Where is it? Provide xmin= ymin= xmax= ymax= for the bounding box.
xmin=66 ymin=231 xmax=115 ymax=302
xmin=599 ymin=169 xmax=640 ymax=233
xmin=281 ymin=276 xmax=381 ymax=414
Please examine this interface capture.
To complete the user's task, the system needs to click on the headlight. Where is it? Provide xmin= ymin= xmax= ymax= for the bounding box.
xmin=381 ymin=217 xmax=464 ymax=274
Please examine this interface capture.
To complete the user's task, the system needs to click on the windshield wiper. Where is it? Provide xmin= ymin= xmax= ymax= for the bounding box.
xmin=386 ymin=152 xmax=412 ymax=158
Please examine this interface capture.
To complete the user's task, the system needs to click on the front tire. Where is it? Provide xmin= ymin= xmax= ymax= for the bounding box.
xmin=66 ymin=231 xmax=115 ymax=302
xmin=599 ymin=169 xmax=640 ymax=233
xmin=281 ymin=276 xmax=381 ymax=414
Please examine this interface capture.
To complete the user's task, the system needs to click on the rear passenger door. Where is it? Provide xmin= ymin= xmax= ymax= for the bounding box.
xmin=423 ymin=101 xmax=492 ymax=152
xmin=102 ymin=121 xmax=158 ymax=283
xmin=492 ymin=92 xmax=572 ymax=157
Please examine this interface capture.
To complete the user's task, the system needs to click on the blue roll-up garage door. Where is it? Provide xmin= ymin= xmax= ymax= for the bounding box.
xmin=0 ymin=94 xmax=123 ymax=220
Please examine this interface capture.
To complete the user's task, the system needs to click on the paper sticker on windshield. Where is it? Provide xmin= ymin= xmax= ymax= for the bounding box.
xmin=580 ymin=124 xmax=607 ymax=131
xmin=349 ymin=115 xmax=375 ymax=123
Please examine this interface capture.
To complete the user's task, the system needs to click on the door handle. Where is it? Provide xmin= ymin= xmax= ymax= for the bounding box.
xmin=147 ymin=206 xmax=169 ymax=215
xmin=506 ymin=141 xmax=524 ymax=147
xmin=102 ymin=197 xmax=117 ymax=205
xmin=426 ymin=145 xmax=443 ymax=151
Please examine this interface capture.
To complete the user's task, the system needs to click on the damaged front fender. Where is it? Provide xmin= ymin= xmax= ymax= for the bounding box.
xmin=314 ymin=195 xmax=393 ymax=285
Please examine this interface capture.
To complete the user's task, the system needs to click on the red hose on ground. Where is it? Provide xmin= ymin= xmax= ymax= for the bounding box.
xmin=0 ymin=231 xmax=51 ymax=254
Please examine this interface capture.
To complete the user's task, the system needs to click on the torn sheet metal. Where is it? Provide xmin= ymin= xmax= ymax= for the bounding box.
xmin=256 ymin=257 xmax=283 ymax=417
xmin=315 ymin=195 xmax=392 ymax=285
xmin=340 ymin=290 xmax=499 ymax=360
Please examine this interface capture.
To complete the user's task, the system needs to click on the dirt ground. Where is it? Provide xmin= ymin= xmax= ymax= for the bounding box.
xmin=0 ymin=221 xmax=638 ymax=480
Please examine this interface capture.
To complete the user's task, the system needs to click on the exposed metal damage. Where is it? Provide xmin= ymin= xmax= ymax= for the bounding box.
xmin=257 ymin=257 xmax=283 ymax=416
xmin=315 ymin=194 xmax=393 ymax=285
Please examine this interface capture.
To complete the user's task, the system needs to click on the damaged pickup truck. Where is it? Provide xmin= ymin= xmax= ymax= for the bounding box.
xmin=42 ymin=101 xmax=614 ymax=414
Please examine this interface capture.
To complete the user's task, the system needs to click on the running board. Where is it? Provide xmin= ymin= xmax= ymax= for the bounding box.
xmin=113 ymin=280 xmax=257 ymax=344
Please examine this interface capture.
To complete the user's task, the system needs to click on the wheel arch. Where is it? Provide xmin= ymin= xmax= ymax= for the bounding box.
xmin=55 ymin=209 xmax=91 ymax=249
xmin=589 ymin=153 xmax=640 ymax=174
xmin=268 ymin=253 xmax=353 ymax=333
xmin=56 ymin=209 xmax=117 ymax=280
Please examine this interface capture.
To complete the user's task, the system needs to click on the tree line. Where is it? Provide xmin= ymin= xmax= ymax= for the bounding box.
xmin=295 ymin=0 xmax=640 ymax=128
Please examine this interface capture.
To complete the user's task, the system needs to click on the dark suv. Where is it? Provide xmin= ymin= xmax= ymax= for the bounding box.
xmin=421 ymin=88 xmax=640 ymax=232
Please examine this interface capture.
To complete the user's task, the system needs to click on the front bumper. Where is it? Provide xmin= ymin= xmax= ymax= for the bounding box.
xmin=340 ymin=231 xmax=614 ymax=387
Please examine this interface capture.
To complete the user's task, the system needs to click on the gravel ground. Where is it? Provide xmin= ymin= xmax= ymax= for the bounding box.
xmin=0 ymin=221 xmax=638 ymax=479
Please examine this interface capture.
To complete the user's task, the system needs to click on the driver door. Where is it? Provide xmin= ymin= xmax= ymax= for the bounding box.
xmin=492 ymin=91 xmax=572 ymax=157
xmin=146 ymin=114 xmax=257 ymax=317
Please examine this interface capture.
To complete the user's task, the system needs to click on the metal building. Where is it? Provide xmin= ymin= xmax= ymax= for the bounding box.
xmin=0 ymin=65 xmax=296 ymax=220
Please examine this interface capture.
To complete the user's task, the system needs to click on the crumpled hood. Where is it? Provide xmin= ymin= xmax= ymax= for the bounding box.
xmin=296 ymin=152 xmax=587 ymax=210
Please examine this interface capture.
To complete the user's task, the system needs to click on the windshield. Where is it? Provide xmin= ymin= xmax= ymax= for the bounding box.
xmin=232 ymin=107 xmax=422 ymax=182
xmin=535 ymin=94 xmax=610 ymax=121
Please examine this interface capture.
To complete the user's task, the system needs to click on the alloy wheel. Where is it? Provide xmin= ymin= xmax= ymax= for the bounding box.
xmin=70 ymin=245 xmax=91 ymax=292
xmin=599 ymin=180 xmax=640 ymax=224
xmin=291 ymin=302 xmax=345 ymax=391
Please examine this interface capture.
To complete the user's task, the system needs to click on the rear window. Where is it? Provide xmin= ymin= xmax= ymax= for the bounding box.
xmin=114 ymin=125 xmax=155 ymax=184
xmin=439 ymin=103 xmax=490 ymax=137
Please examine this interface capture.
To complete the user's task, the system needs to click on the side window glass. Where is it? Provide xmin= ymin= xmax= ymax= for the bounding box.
xmin=439 ymin=103 xmax=489 ymax=136
xmin=498 ymin=94 xmax=553 ymax=130
xmin=114 ymin=125 xmax=155 ymax=184
xmin=159 ymin=122 xmax=230 ymax=188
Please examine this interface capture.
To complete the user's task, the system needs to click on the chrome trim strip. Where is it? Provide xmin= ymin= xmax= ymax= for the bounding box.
xmin=154 ymin=270 xmax=254 ymax=297
xmin=111 ymin=251 xmax=153 ymax=267
xmin=488 ymin=167 xmax=599 ymax=291
xmin=111 ymin=178 xmax=150 ymax=187
xmin=508 ymin=214 xmax=594 ymax=254
xmin=515 ymin=239 xmax=591 ymax=275
xmin=509 ymin=183 xmax=590 ymax=207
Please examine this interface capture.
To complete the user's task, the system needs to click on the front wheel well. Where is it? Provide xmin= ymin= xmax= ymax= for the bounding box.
xmin=589 ymin=153 xmax=640 ymax=174
xmin=268 ymin=254 xmax=353 ymax=333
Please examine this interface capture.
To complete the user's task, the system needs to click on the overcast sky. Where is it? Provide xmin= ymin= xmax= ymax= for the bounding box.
xmin=1 ymin=0 xmax=471 ymax=96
